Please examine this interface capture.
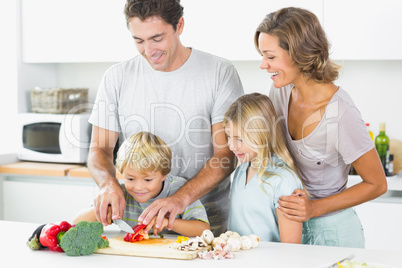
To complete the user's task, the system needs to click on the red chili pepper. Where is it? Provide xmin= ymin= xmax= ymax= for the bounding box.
xmin=123 ymin=224 xmax=147 ymax=242
xmin=39 ymin=221 xmax=72 ymax=252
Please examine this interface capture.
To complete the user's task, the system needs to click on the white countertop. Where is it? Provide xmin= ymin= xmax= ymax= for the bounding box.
xmin=2 ymin=220 xmax=401 ymax=268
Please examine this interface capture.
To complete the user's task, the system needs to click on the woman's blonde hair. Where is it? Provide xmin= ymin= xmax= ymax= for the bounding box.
xmin=254 ymin=7 xmax=340 ymax=83
xmin=115 ymin=131 xmax=172 ymax=176
xmin=223 ymin=93 xmax=304 ymax=192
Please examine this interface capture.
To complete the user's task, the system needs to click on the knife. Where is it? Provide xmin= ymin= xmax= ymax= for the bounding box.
xmin=113 ymin=219 xmax=134 ymax=233
xmin=328 ymin=254 xmax=355 ymax=268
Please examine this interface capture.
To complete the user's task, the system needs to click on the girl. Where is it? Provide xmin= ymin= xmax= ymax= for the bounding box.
xmin=223 ymin=93 xmax=304 ymax=243
xmin=254 ymin=7 xmax=387 ymax=247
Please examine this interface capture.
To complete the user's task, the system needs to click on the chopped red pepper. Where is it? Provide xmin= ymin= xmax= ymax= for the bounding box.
xmin=123 ymin=224 xmax=148 ymax=242
xmin=39 ymin=221 xmax=72 ymax=252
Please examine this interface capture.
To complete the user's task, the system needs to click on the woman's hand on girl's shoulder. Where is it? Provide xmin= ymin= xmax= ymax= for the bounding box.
xmin=278 ymin=189 xmax=314 ymax=222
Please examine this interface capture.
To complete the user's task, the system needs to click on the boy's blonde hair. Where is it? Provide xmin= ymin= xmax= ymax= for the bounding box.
xmin=223 ymin=93 xmax=305 ymax=192
xmin=115 ymin=132 xmax=172 ymax=176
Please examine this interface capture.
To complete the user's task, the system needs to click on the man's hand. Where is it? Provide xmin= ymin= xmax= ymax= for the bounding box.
xmin=138 ymin=195 xmax=186 ymax=231
xmin=277 ymin=189 xmax=314 ymax=222
xmin=94 ymin=182 xmax=126 ymax=226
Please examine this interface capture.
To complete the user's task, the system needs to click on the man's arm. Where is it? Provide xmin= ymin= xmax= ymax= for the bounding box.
xmin=139 ymin=122 xmax=236 ymax=230
xmin=87 ymin=125 xmax=125 ymax=226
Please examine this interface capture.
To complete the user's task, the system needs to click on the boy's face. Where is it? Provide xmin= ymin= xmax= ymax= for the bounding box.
xmin=123 ymin=166 xmax=167 ymax=203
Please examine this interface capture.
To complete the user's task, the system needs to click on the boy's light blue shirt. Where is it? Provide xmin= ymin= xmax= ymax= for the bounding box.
xmin=228 ymin=155 xmax=303 ymax=242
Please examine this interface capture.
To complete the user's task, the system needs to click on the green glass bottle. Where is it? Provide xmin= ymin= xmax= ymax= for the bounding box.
xmin=375 ymin=122 xmax=390 ymax=174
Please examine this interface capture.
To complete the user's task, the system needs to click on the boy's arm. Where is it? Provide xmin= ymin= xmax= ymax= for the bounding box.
xmin=276 ymin=208 xmax=302 ymax=243
xmin=72 ymin=207 xmax=98 ymax=224
xmin=170 ymin=219 xmax=210 ymax=237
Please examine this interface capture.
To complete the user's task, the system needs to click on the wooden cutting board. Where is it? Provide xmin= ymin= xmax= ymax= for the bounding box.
xmin=95 ymin=236 xmax=210 ymax=260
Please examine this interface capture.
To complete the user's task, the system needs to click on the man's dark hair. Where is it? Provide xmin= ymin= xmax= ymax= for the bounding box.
xmin=124 ymin=0 xmax=184 ymax=31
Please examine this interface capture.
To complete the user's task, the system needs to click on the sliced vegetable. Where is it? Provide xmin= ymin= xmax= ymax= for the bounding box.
xmin=123 ymin=224 xmax=148 ymax=242
xmin=175 ymin=236 xmax=189 ymax=243
xmin=39 ymin=221 xmax=72 ymax=252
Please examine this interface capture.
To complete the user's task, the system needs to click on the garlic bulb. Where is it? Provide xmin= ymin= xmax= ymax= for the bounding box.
xmin=212 ymin=237 xmax=227 ymax=249
xmin=248 ymin=234 xmax=260 ymax=248
xmin=219 ymin=233 xmax=229 ymax=241
xmin=226 ymin=237 xmax=241 ymax=252
xmin=240 ymin=236 xmax=252 ymax=250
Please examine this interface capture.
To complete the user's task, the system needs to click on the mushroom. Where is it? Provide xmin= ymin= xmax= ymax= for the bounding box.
xmin=201 ymin=229 xmax=214 ymax=245
xmin=226 ymin=236 xmax=241 ymax=252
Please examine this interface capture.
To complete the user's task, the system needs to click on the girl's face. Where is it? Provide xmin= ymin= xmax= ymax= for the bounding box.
xmin=225 ymin=121 xmax=258 ymax=164
xmin=123 ymin=166 xmax=167 ymax=203
xmin=258 ymin=33 xmax=301 ymax=88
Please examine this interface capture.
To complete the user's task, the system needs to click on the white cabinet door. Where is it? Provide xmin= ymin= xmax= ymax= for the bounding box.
xmin=181 ymin=0 xmax=323 ymax=61
xmin=3 ymin=178 xmax=98 ymax=223
xmin=355 ymin=201 xmax=402 ymax=250
xmin=22 ymin=0 xmax=323 ymax=62
xmin=324 ymin=0 xmax=402 ymax=60
xmin=22 ymin=0 xmax=137 ymax=62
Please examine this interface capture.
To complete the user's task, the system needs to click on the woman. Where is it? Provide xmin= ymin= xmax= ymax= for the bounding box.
xmin=254 ymin=7 xmax=387 ymax=248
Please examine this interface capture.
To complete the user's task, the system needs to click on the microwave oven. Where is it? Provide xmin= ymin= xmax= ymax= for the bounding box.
xmin=17 ymin=113 xmax=92 ymax=164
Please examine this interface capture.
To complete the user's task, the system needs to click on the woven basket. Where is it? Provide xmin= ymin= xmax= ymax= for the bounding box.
xmin=31 ymin=87 xmax=89 ymax=114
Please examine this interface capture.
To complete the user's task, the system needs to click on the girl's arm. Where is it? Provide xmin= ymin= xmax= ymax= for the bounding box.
xmin=277 ymin=208 xmax=302 ymax=243
xmin=278 ymin=148 xmax=387 ymax=221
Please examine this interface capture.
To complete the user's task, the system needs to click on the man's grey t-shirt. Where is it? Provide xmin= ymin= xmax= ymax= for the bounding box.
xmin=89 ymin=48 xmax=244 ymax=234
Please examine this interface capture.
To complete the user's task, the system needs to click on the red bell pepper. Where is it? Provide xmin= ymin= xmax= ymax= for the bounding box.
xmin=39 ymin=221 xmax=72 ymax=252
xmin=123 ymin=224 xmax=148 ymax=242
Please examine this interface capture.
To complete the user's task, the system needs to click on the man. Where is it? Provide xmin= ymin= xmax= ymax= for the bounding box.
xmin=88 ymin=0 xmax=243 ymax=235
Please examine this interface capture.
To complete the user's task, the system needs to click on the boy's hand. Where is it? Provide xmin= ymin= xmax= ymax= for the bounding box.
xmin=143 ymin=216 xmax=169 ymax=236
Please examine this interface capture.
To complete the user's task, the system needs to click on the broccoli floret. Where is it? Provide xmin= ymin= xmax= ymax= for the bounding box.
xmin=59 ymin=221 xmax=109 ymax=256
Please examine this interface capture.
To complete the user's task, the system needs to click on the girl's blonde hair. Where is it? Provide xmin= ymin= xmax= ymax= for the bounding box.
xmin=115 ymin=131 xmax=172 ymax=176
xmin=254 ymin=7 xmax=340 ymax=83
xmin=223 ymin=93 xmax=304 ymax=192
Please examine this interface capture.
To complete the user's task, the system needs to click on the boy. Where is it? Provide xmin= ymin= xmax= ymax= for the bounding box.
xmin=73 ymin=132 xmax=210 ymax=237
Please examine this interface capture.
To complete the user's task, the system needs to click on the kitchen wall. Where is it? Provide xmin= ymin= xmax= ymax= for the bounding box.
xmin=54 ymin=60 xmax=402 ymax=140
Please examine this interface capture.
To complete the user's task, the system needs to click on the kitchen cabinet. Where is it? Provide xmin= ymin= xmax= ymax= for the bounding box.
xmin=2 ymin=175 xmax=98 ymax=223
xmin=21 ymin=0 xmax=322 ymax=62
xmin=181 ymin=0 xmax=323 ymax=61
xmin=355 ymin=199 xmax=402 ymax=251
xmin=21 ymin=0 xmax=137 ymax=62
xmin=324 ymin=0 xmax=402 ymax=60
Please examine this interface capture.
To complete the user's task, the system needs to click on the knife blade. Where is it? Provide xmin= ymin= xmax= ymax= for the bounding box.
xmin=114 ymin=219 xmax=134 ymax=233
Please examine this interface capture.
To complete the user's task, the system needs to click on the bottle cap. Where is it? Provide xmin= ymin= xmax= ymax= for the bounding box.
xmin=366 ymin=123 xmax=370 ymax=127
xmin=379 ymin=122 xmax=386 ymax=131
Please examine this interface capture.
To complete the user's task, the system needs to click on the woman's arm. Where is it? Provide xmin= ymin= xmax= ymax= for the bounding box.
xmin=278 ymin=148 xmax=387 ymax=221
xmin=277 ymin=208 xmax=302 ymax=243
